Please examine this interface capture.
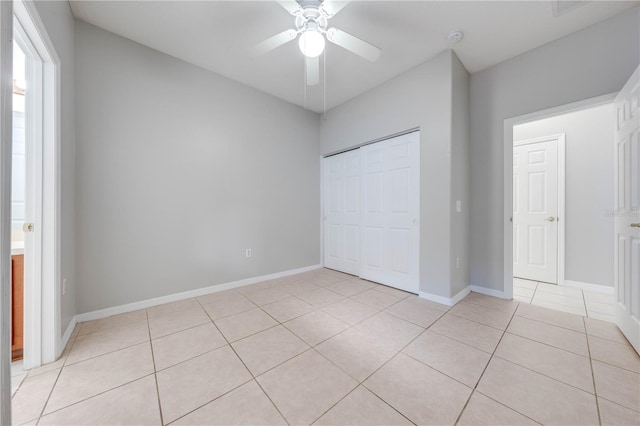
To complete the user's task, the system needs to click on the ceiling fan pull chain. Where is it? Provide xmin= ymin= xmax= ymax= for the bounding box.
xmin=323 ymin=47 xmax=327 ymax=120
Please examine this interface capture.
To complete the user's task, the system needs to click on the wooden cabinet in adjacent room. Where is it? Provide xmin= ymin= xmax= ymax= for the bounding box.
xmin=12 ymin=254 xmax=24 ymax=361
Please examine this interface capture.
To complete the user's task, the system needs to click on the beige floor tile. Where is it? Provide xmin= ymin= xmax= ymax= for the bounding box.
xmin=364 ymin=353 xmax=472 ymax=425
xmin=531 ymin=289 xmax=585 ymax=306
xmin=196 ymin=288 xmax=240 ymax=305
xmin=79 ymin=309 xmax=148 ymax=336
xmin=305 ymin=274 xmax=348 ymax=287
xmin=514 ymin=295 xmax=533 ymax=304
xmin=66 ymin=320 xmax=150 ymax=365
xmin=506 ymin=316 xmax=589 ymax=356
xmin=147 ymin=299 xmax=201 ymax=317
xmin=430 ymin=313 xmax=503 ymax=353
xmin=231 ymin=325 xmax=309 ymax=376
xmin=384 ymin=297 xmax=447 ymax=328
xmin=588 ymin=311 xmax=615 ymax=323
xmin=584 ymin=291 xmax=615 ymax=304
xmin=279 ymin=280 xmax=321 ymax=295
xmin=354 ymin=312 xmax=424 ymax=350
xmin=477 ymin=357 xmax=599 ymax=425
xmin=351 ymin=289 xmax=401 ymax=310
xmin=592 ymin=360 xmax=640 ymax=412
xmin=152 ymin=323 xmax=227 ymax=371
xmin=371 ymin=285 xmax=413 ymax=299
xmin=513 ymin=287 xmax=535 ymax=299
xmin=38 ymin=375 xmax=160 ymax=426
xmin=148 ymin=305 xmax=211 ymax=339
xmin=515 ymin=303 xmax=585 ymax=332
xmin=316 ymin=328 xmax=398 ymax=382
xmin=11 ymin=369 xmax=59 ymax=425
xmin=172 ymin=380 xmax=286 ymax=425
xmin=327 ymin=279 xmax=375 ymax=297
xmin=404 ymin=294 xmax=451 ymax=312
xmin=495 ymin=333 xmax=594 ymax=393
xmin=235 ymin=282 xmax=275 ymax=295
xmin=403 ymin=331 xmax=490 ymax=387
xmin=257 ymin=349 xmax=357 ymax=425
xmin=530 ymin=298 xmax=586 ymax=316
xmin=584 ymin=317 xmax=629 ymax=345
xmin=457 ymin=392 xmax=539 ymax=426
xmin=322 ymin=298 xmax=378 ymax=325
xmin=449 ymin=302 xmax=513 ymax=330
xmin=214 ymin=308 xmax=278 ymax=342
xmin=44 ymin=342 xmax=154 ymax=414
xmin=597 ymin=397 xmax=640 ymax=426
xmin=513 ymin=278 xmax=537 ymax=290
xmin=156 ymin=345 xmax=252 ymax=423
xmin=588 ymin=335 xmax=640 ymax=373
xmin=297 ymin=288 xmax=345 ymax=307
xmin=243 ymin=287 xmax=292 ymax=306
xmin=463 ymin=292 xmax=519 ymax=314
xmin=283 ymin=310 xmax=350 ymax=346
xmin=536 ymin=282 xmax=583 ymax=297
xmin=261 ymin=296 xmax=315 ymax=323
xmin=585 ymin=300 xmax=616 ymax=315
xmin=315 ymin=385 xmax=412 ymax=426
xmin=199 ymin=292 xmax=256 ymax=320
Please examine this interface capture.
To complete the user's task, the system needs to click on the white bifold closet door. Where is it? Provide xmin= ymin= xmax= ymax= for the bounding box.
xmin=323 ymin=149 xmax=362 ymax=275
xmin=322 ymin=131 xmax=420 ymax=293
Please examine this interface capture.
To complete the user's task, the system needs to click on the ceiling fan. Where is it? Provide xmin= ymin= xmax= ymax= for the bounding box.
xmin=252 ymin=0 xmax=382 ymax=86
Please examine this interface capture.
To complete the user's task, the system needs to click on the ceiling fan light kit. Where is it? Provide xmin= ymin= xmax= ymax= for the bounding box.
xmin=254 ymin=0 xmax=382 ymax=86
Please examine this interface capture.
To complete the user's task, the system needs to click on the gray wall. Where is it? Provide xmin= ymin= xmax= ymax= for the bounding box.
xmin=470 ymin=7 xmax=639 ymax=293
xmin=513 ymin=103 xmax=614 ymax=287
xmin=74 ymin=22 xmax=320 ymax=313
xmin=321 ymin=50 xmax=461 ymax=298
xmin=33 ymin=1 xmax=76 ymax=335
xmin=450 ymin=53 xmax=470 ymax=296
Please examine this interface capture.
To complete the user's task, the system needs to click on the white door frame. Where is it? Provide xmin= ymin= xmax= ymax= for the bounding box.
xmin=513 ymin=134 xmax=566 ymax=285
xmin=503 ymin=93 xmax=616 ymax=300
xmin=13 ymin=0 xmax=61 ymax=368
xmin=1 ymin=1 xmax=14 ymax=422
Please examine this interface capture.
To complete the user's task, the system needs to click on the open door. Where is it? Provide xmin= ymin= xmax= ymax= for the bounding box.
xmin=613 ymin=65 xmax=640 ymax=354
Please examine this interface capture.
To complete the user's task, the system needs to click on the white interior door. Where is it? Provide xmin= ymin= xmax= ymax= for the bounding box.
xmin=323 ymin=149 xmax=361 ymax=275
xmin=513 ymin=137 xmax=559 ymax=284
xmin=613 ymin=66 xmax=640 ymax=354
xmin=360 ymin=132 xmax=420 ymax=293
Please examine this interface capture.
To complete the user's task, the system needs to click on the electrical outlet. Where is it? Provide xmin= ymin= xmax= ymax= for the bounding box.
xmin=456 ymin=258 xmax=460 ymax=269
xmin=245 ymin=249 xmax=252 ymax=258
xmin=62 ymin=278 xmax=67 ymax=295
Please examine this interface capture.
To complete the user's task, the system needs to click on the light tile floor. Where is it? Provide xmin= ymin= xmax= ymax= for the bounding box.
xmin=514 ymin=277 xmax=617 ymax=322
xmin=11 ymin=268 xmax=640 ymax=425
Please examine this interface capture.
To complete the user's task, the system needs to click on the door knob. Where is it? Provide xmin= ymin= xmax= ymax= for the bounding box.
xmin=23 ymin=223 xmax=34 ymax=232
xmin=544 ymin=217 xmax=556 ymax=222
xmin=631 ymin=223 xmax=640 ymax=228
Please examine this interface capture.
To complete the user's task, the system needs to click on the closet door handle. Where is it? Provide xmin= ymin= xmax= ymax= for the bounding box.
xmin=631 ymin=223 xmax=640 ymax=228
xmin=544 ymin=217 xmax=556 ymax=222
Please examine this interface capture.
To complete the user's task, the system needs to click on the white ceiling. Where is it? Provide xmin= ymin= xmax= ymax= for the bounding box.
xmin=69 ymin=1 xmax=638 ymax=113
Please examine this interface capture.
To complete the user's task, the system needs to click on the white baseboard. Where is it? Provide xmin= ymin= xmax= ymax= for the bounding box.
xmin=420 ymin=286 xmax=470 ymax=307
xmin=76 ymin=264 xmax=322 ymax=323
xmin=562 ymin=280 xmax=614 ymax=294
xmin=59 ymin=316 xmax=77 ymax=357
xmin=470 ymin=285 xmax=507 ymax=299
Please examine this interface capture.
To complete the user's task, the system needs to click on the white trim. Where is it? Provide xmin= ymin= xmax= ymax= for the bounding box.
xmin=419 ymin=286 xmax=470 ymax=307
xmin=13 ymin=0 xmax=62 ymax=367
xmin=469 ymin=285 xmax=507 ymax=299
xmin=563 ymin=280 xmax=614 ymax=294
xmin=503 ymin=93 xmax=617 ymax=304
xmin=76 ymin=265 xmax=322 ymax=323
xmin=59 ymin=315 xmax=76 ymax=352
xmin=513 ymin=133 xmax=566 ymax=287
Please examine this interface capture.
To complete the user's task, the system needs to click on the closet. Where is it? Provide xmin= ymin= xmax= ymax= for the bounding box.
xmin=323 ymin=131 xmax=420 ymax=293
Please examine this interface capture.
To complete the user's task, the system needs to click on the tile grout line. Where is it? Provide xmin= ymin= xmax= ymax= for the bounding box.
xmin=583 ymin=317 xmax=603 ymax=426
xmin=194 ymin=298 xmax=292 ymax=426
xmin=145 ymin=309 xmax=165 ymax=426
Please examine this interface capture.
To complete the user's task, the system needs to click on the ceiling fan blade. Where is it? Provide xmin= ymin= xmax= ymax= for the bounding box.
xmin=306 ymin=56 xmax=319 ymax=86
xmin=326 ymin=27 xmax=381 ymax=62
xmin=320 ymin=1 xmax=350 ymax=17
xmin=277 ymin=0 xmax=302 ymax=15
xmin=251 ymin=29 xmax=297 ymax=56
